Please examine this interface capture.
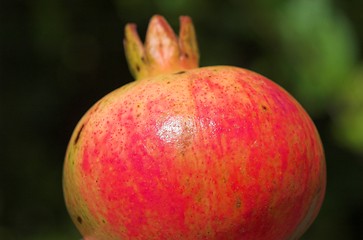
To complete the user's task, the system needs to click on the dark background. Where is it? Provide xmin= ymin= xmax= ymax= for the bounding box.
xmin=1 ymin=0 xmax=363 ymax=239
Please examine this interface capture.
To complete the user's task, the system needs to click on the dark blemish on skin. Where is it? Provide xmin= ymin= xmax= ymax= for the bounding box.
xmin=136 ymin=65 xmax=140 ymax=72
xmin=261 ymin=105 xmax=267 ymax=111
xmin=74 ymin=124 xmax=85 ymax=145
xmin=236 ymin=198 xmax=242 ymax=208
xmin=77 ymin=216 xmax=83 ymax=224
xmin=93 ymin=101 xmax=101 ymax=112
xmin=102 ymin=219 xmax=106 ymax=224
xmin=184 ymin=53 xmax=189 ymax=58
xmin=222 ymin=176 xmax=227 ymax=183
xmin=141 ymin=56 xmax=145 ymax=63
xmin=174 ymin=71 xmax=186 ymax=75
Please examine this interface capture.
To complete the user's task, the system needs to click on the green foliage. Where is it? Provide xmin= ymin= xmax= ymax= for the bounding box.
xmin=277 ymin=0 xmax=357 ymax=116
xmin=333 ymin=67 xmax=363 ymax=154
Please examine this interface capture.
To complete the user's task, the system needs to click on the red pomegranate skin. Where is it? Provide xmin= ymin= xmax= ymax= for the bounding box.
xmin=63 ymin=66 xmax=325 ymax=239
xmin=63 ymin=16 xmax=326 ymax=240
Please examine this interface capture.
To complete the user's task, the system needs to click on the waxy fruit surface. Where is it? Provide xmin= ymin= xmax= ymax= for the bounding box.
xmin=63 ymin=16 xmax=326 ymax=240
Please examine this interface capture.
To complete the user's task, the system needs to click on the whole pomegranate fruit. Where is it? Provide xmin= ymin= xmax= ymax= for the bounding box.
xmin=63 ymin=15 xmax=326 ymax=240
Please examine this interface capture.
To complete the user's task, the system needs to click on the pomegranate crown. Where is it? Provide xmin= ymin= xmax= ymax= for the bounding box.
xmin=123 ymin=15 xmax=199 ymax=80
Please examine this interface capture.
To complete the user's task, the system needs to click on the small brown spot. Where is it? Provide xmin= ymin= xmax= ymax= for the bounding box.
xmin=261 ymin=105 xmax=267 ymax=111
xmin=174 ymin=71 xmax=186 ymax=75
xmin=77 ymin=216 xmax=83 ymax=224
xmin=236 ymin=198 xmax=242 ymax=208
xmin=222 ymin=176 xmax=227 ymax=183
xmin=74 ymin=124 xmax=85 ymax=145
xmin=141 ymin=56 xmax=145 ymax=63
xmin=135 ymin=65 xmax=140 ymax=72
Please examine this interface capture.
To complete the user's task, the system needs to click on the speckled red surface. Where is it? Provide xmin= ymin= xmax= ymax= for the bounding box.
xmin=63 ymin=66 xmax=326 ymax=240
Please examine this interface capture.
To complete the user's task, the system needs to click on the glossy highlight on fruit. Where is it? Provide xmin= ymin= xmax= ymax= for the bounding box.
xmin=63 ymin=15 xmax=326 ymax=240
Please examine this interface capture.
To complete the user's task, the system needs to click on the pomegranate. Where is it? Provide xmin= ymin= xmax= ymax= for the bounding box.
xmin=63 ymin=15 xmax=326 ymax=240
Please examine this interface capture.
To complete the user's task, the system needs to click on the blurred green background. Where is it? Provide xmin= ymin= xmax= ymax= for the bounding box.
xmin=1 ymin=0 xmax=363 ymax=239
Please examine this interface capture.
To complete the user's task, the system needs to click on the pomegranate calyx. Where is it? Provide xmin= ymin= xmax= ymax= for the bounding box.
xmin=124 ymin=15 xmax=199 ymax=80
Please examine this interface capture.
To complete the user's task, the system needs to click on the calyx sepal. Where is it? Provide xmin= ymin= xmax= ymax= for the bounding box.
xmin=124 ymin=15 xmax=199 ymax=80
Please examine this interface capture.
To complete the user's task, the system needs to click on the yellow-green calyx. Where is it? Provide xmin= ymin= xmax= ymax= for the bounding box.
xmin=123 ymin=15 xmax=199 ymax=80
